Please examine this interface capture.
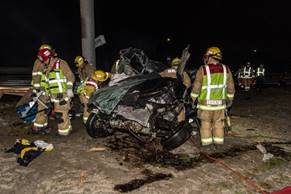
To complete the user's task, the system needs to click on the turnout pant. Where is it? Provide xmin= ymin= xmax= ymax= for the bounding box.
xmin=197 ymin=109 xmax=225 ymax=145
xmin=79 ymin=94 xmax=90 ymax=124
xmin=34 ymin=93 xmax=72 ymax=136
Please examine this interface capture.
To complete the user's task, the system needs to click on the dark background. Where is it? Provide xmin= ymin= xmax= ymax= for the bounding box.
xmin=1 ymin=0 xmax=291 ymax=73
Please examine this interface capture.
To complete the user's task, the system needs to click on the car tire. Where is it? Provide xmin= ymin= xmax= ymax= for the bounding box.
xmin=161 ymin=121 xmax=193 ymax=151
xmin=86 ymin=113 xmax=113 ymax=138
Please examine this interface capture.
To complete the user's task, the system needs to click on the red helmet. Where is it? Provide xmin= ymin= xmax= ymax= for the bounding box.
xmin=37 ymin=49 xmax=53 ymax=62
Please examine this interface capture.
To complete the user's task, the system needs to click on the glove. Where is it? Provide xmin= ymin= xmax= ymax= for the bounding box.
xmin=226 ymin=100 xmax=233 ymax=108
xmin=67 ymin=89 xmax=74 ymax=98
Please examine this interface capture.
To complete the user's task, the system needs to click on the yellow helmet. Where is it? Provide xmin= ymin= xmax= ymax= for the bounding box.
xmin=74 ymin=56 xmax=85 ymax=67
xmin=205 ymin=47 xmax=222 ymax=60
xmin=92 ymin=70 xmax=111 ymax=82
xmin=171 ymin=57 xmax=181 ymax=66
xmin=39 ymin=44 xmax=52 ymax=50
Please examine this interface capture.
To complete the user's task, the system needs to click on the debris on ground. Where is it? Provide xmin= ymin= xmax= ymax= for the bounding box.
xmin=114 ymin=169 xmax=173 ymax=193
xmin=5 ymin=138 xmax=53 ymax=166
xmin=86 ymin=147 xmax=106 ymax=152
xmin=256 ymin=144 xmax=274 ymax=162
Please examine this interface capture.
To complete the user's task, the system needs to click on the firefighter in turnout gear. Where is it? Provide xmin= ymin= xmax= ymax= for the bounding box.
xmin=160 ymin=57 xmax=191 ymax=122
xmin=191 ymin=47 xmax=235 ymax=148
xmin=32 ymin=47 xmax=75 ymax=136
xmin=77 ymin=70 xmax=111 ymax=123
xmin=256 ymin=64 xmax=266 ymax=93
xmin=160 ymin=57 xmax=191 ymax=89
xmin=74 ymin=56 xmax=95 ymax=81
xmin=242 ymin=62 xmax=255 ymax=91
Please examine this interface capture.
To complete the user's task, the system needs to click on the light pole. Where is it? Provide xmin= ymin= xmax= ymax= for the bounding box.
xmin=80 ymin=0 xmax=96 ymax=67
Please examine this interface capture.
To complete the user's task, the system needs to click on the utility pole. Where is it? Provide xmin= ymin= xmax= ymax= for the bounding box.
xmin=80 ymin=0 xmax=96 ymax=67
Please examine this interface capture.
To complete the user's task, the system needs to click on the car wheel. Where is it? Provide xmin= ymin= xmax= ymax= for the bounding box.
xmin=86 ymin=113 xmax=113 ymax=138
xmin=161 ymin=121 xmax=193 ymax=151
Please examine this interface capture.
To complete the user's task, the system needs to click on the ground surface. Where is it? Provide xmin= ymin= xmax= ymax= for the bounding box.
xmin=0 ymin=86 xmax=290 ymax=194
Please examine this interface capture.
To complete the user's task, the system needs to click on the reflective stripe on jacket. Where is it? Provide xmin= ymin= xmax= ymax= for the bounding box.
xmin=77 ymin=78 xmax=98 ymax=99
xmin=256 ymin=67 xmax=265 ymax=76
xmin=48 ymin=60 xmax=68 ymax=95
xmin=197 ymin=64 xmax=227 ymax=110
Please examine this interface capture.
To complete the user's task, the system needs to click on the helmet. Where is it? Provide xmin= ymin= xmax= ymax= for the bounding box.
xmin=74 ymin=56 xmax=85 ymax=67
xmin=39 ymin=44 xmax=52 ymax=51
xmin=92 ymin=70 xmax=111 ymax=82
xmin=205 ymin=47 xmax=222 ymax=60
xmin=37 ymin=49 xmax=53 ymax=62
xmin=171 ymin=57 xmax=181 ymax=66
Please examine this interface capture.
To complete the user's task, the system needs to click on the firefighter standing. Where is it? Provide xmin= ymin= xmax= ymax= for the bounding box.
xmin=191 ymin=47 xmax=235 ymax=148
xmin=256 ymin=64 xmax=265 ymax=93
xmin=32 ymin=47 xmax=75 ymax=136
xmin=77 ymin=70 xmax=111 ymax=123
xmin=242 ymin=62 xmax=255 ymax=91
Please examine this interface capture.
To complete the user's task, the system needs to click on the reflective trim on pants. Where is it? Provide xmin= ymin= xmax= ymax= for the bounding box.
xmin=213 ymin=137 xmax=224 ymax=144
xmin=198 ymin=104 xmax=226 ymax=110
xmin=83 ymin=116 xmax=88 ymax=124
xmin=58 ymin=125 xmax=72 ymax=136
xmin=201 ymin=137 xmax=213 ymax=145
xmin=33 ymin=122 xmax=48 ymax=128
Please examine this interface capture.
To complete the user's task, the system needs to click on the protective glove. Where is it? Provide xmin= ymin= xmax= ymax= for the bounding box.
xmin=67 ymin=89 xmax=74 ymax=98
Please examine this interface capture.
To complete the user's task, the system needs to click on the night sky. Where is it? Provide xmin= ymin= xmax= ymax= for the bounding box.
xmin=1 ymin=0 xmax=291 ymax=72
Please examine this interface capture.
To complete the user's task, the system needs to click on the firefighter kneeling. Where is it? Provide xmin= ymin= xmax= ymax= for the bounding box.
xmin=78 ymin=70 xmax=111 ymax=124
xmin=191 ymin=47 xmax=235 ymax=149
xmin=32 ymin=47 xmax=75 ymax=136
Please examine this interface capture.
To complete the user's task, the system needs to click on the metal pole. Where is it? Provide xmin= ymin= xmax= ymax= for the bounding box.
xmin=80 ymin=0 xmax=96 ymax=67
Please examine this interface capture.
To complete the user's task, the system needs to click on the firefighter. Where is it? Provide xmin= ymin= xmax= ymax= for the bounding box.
xmin=32 ymin=47 xmax=75 ymax=136
xmin=159 ymin=57 xmax=191 ymax=123
xmin=159 ymin=57 xmax=191 ymax=88
xmin=78 ymin=70 xmax=111 ymax=123
xmin=242 ymin=62 xmax=255 ymax=91
xmin=236 ymin=65 xmax=244 ymax=88
xmin=256 ymin=64 xmax=266 ymax=93
xmin=74 ymin=56 xmax=96 ymax=81
xmin=191 ymin=47 xmax=235 ymax=149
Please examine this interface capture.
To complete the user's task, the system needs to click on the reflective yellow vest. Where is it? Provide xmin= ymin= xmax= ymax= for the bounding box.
xmin=47 ymin=60 xmax=68 ymax=95
xmin=31 ymin=72 xmax=49 ymax=92
xmin=197 ymin=64 xmax=228 ymax=111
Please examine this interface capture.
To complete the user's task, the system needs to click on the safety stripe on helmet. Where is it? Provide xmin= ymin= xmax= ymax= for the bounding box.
xmin=197 ymin=104 xmax=226 ymax=110
xmin=32 ymin=72 xmax=42 ymax=76
xmin=213 ymin=137 xmax=224 ymax=143
xmin=191 ymin=92 xmax=199 ymax=98
xmin=33 ymin=122 xmax=48 ymax=127
xmin=201 ymin=137 xmax=213 ymax=145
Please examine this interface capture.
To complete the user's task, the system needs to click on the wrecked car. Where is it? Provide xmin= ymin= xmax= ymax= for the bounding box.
xmin=85 ymin=48 xmax=198 ymax=151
